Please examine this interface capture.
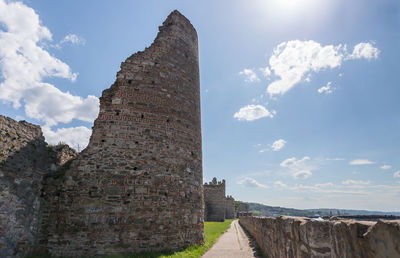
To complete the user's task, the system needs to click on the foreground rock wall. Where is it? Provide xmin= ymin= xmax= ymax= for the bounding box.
xmin=0 ymin=115 xmax=76 ymax=258
xmin=240 ymin=216 xmax=400 ymax=258
xmin=204 ymin=178 xmax=226 ymax=221
xmin=40 ymin=10 xmax=204 ymax=257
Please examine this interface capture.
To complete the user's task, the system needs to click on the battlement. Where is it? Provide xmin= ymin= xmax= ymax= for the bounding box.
xmin=204 ymin=177 xmax=226 ymax=186
xmin=203 ymin=178 xmax=236 ymax=221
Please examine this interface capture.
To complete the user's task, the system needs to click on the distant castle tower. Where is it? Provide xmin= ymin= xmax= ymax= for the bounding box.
xmin=225 ymin=195 xmax=235 ymax=219
xmin=40 ymin=10 xmax=204 ymax=256
xmin=204 ymin=177 xmax=226 ymax=221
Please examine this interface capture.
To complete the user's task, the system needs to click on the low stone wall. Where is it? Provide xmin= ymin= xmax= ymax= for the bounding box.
xmin=240 ymin=215 xmax=400 ymax=258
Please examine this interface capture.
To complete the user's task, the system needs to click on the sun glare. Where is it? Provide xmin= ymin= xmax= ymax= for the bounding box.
xmin=253 ymin=0 xmax=334 ymax=26
xmin=274 ymin=0 xmax=323 ymax=14
xmin=276 ymin=0 xmax=304 ymax=10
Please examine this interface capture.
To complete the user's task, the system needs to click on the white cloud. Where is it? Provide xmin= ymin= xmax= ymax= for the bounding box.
xmin=0 ymin=0 xmax=99 ymax=146
xmin=349 ymin=159 xmax=375 ymax=165
xmin=260 ymin=67 xmax=271 ymax=78
xmin=280 ymin=156 xmax=311 ymax=168
xmin=266 ymin=182 xmax=400 ymax=208
xmin=381 ymin=165 xmax=391 ymax=170
xmin=265 ymin=40 xmax=379 ymax=96
xmin=394 ymin=171 xmax=400 ymax=178
xmin=42 ymin=126 xmax=91 ymax=150
xmin=24 ymin=85 xmax=99 ymax=126
xmin=293 ymin=170 xmax=312 ymax=179
xmin=234 ymin=104 xmax=275 ymax=121
xmin=290 ymin=184 xmax=369 ymax=195
xmin=274 ymin=181 xmax=288 ymax=188
xmin=269 ymin=183 xmax=400 ymax=210
xmin=271 ymin=139 xmax=286 ymax=151
xmin=15 ymin=115 xmax=24 ymax=121
xmin=267 ymin=40 xmax=344 ymax=96
xmin=348 ymin=42 xmax=379 ymax=60
xmin=238 ymin=177 xmax=268 ymax=188
xmin=259 ymin=148 xmax=268 ymax=153
xmin=342 ymin=180 xmax=371 ymax=185
xmin=280 ymin=156 xmax=314 ymax=179
xmin=318 ymin=81 xmax=334 ymax=94
xmin=239 ymin=68 xmax=260 ymax=83
xmin=60 ymin=34 xmax=86 ymax=46
xmin=315 ymin=182 xmax=334 ymax=188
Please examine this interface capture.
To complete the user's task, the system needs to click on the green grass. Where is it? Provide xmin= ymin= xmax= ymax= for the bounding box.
xmin=104 ymin=219 xmax=235 ymax=258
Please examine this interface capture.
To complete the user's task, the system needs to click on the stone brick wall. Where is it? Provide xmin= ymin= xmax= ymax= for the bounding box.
xmin=204 ymin=178 xmax=226 ymax=222
xmin=40 ymin=10 xmax=204 ymax=257
xmin=225 ymin=196 xmax=235 ymax=219
xmin=0 ymin=115 xmax=76 ymax=258
xmin=240 ymin=216 xmax=400 ymax=258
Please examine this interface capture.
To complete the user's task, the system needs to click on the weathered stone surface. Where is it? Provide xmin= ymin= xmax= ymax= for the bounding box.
xmin=40 ymin=10 xmax=204 ymax=256
xmin=225 ymin=196 xmax=235 ymax=219
xmin=240 ymin=216 xmax=400 ymax=258
xmin=204 ymin=178 xmax=226 ymax=221
xmin=0 ymin=115 xmax=76 ymax=258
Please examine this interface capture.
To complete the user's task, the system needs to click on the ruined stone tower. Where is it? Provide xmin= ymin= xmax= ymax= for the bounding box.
xmin=40 ymin=10 xmax=204 ymax=256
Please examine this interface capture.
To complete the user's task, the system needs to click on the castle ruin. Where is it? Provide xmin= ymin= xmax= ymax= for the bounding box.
xmin=0 ymin=10 xmax=204 ymax=257
xmin=39 ymin=10 xmax=204 ymax=257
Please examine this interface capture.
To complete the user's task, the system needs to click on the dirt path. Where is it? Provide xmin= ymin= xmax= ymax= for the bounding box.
xmin=202 ymin=220 xmax=261 ymax=258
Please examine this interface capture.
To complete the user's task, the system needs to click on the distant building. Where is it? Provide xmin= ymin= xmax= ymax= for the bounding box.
xmin=225 ymin=195 xmax=235 ymax=219
xmin=238 ymin=202 xmax=249 ymax=212
xmin=204 ymin=178 xmax=226 ymax=221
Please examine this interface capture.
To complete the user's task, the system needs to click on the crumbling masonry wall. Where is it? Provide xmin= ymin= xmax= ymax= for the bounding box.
xmin=0 ymin=115 xmax=76 ymax=258
xmin=225 ymin=196 xmax=235 ymax=219
xmin=240 ymin=216 xmax=400 ymax=258
xmin=40 ymin=11 xmax=204 ymax=257
xmin=204 ymin=178 xmax=226 ymax=222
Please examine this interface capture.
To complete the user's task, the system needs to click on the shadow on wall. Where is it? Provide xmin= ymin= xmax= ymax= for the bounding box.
xmin=0 ymin=117 xmax=76 ymax=257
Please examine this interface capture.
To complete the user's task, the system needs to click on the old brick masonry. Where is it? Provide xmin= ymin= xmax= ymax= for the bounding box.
xmin=39 ymin=10 xmax=204 ymax=257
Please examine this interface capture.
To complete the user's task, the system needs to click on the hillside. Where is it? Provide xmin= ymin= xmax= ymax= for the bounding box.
xmin=247 ymin=202 xmax=400 ymax=217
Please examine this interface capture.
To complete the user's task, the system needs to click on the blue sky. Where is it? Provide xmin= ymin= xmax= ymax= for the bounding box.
xmin=0 ymin=0 xmax=399 ymax=211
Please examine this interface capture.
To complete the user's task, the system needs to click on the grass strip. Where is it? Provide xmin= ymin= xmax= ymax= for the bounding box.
xmin=103 ymin=219 xmax=235 ymax=258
